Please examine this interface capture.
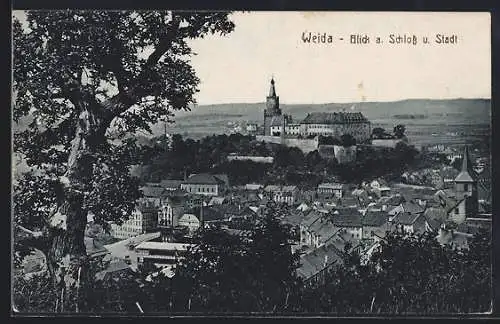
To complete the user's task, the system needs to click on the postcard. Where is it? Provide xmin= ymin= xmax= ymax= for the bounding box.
xmin=12 ymin=10 xmax=491 ymax=316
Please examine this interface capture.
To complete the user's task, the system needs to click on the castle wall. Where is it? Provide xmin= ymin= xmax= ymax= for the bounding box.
xmin=372 ymin=139 xmax=403 ymax=148
xmin=333 ymin=145 xmax=357 ymax=164
xmin=256 ymin=136 xmax=319 ymax=153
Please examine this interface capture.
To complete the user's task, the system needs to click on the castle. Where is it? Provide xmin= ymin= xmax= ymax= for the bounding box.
xmin=262 ymin=78 xmax=371 ymax=143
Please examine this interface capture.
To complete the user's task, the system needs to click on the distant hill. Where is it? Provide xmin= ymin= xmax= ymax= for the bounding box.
xmin=149 ymin=98 xmax=491 ymax=139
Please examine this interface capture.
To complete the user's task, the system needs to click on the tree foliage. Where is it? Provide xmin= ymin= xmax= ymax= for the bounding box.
xmin=12 ymin=9 xmax=235 ymax=302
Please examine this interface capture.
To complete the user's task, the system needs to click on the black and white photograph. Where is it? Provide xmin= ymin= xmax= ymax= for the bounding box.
xmin=11 ymin=10 xmax=492 ymax=315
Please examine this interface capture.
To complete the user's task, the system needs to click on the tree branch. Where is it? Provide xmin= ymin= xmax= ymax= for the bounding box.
xmin=17 ymin=225 xmax=43 ymax=238
xmin=145 ymin=13 xmax=182 ymax=68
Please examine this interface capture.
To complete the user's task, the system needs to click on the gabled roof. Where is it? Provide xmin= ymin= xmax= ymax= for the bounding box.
xmin=318 ymin=183 xmax=344 ymax=190
xmin=301 ymin=210 xmax=324 ymax=228
xmin=297 ymin=244 xmax=344 ymax=279
xmin=381 ymin=194 xmax=406 ymax=206
xmin=264 ymin=185 xmax=281 ymax=192
xmin=140 ymin=186 xmax=166 ymax=198
xmin=282 ymin=210 xmax=304 ymax=226
xmin=160 ymin=179 xmax=183 ymax=189
xmin=183 ymin=173 xmax=226 ymax=185
xmin=208 ymin=196 xmax=226 ymax=205
xmin=282 ymin=185 xmax=298 ymax=192
xmin=402 ymin=201 xmax=425 ymax=214
xmin=338 ymin=197 xmax=360 ymax=207
xmin=331 ymin=208 xmax=363 ymax=227
xmin=424 ymin=207 xmax=448 ymax=229
xmin=393 ymin=212 xmax=422 ymax=225
xmin=363 ymin=210 xmax=389 ymax=227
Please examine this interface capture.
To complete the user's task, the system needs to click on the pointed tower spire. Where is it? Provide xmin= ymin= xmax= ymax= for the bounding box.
xmin=455 ymin=145 xmax=475 ymax=183
xmin=461 ymin=145 xmax=472 ymax=174
xmin=269 ymin=77 xmax=276 ymax=97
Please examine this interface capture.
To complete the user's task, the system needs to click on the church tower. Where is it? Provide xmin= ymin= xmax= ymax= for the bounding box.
xmin=263 ymin=78 xmax=282 ymax=135
xmin=453 ymin=145 xmax=478 ymax=220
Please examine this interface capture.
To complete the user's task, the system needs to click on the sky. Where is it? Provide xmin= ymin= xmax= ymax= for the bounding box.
xmin=13 ymin=11 xmax=491 ymax=105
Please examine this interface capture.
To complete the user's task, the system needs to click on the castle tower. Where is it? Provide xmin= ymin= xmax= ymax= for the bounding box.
xmin=453 ymin=145 xmax=478 ymax=220
xmin=264 ymin=77 xmax=282 ymax=135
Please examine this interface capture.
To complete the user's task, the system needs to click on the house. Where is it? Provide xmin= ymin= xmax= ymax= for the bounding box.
xmin=362 ymin=210 xmax=390 ymax=240
xmin=297 ymin=243 xmax=344 ymax=285
xmin=436 ymin=227 xmax=473 ymax=250
xmin=391 ymin=212 xmax=426 ymax=234
xmin=296 ymin=202 xmax=311 ymax=212
xmin=135 ymin=241 xmax=194 ymax=271
xmin=158 ymin=196 xmax=185 ymax=228
xmin=177 ymin=214 xmax=201 ymax=233
xmin=110 ymin=201 xmax=159 ymax=239
xmin=423 ymin=207 xmax=448 ymax=232
xmin=159 ymin=179 xmax=183 ymax=191
xmin=180 ymin=173 xmax=229 ymax=196
xmin=245 ymin=183 xmax=264 ymax=191
xmin=388 ymin=200 xmax=425 ymax=220
xmin=277 ymin=186 xmax=299 ymax=205
xmin=373 ymin=186 xmax=391 ymax=198
xmin=208 ymin=196 xmax=227 ymax=206
xmin=337 ymin=196 xmax=360 ymax=208
xmin=317 ymin=183 xmax=345 ymax=198
xmin=331 ymin=208 xmax=363 ymax=240
xmin=370 ymin=179 xmax=388 ymax=190
xmin=264 ymin=185 xmax=299 ymax=205
xmin=139 ymin=185 xmax=166 ymax=206
xmin=351 ymin=188 xmax=370 ymax=204
xmin=306 ymin=215 xmax=338 ymax=249
xmin=299 ymin=210 xmax=326 ymax=246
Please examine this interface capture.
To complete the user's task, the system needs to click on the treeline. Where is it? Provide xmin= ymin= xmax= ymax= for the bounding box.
xmin=138 ymin=133 xmax=420 ymax=187
xmin=13 ymin=206 xmax=491 ymax=314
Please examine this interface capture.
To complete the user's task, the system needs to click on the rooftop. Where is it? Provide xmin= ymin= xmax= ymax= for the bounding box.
xmin=183 ymin=173 xmax=227 ymax=185
xmin=135 ymin=241 xmax=194 ymax=251
xmin=301 ymin=112 xmax=369 ymax=125
xmin=318 ymin=183 xmax=344 ymax=190
xmin=362 ymin=210 xmax=389 ymax=227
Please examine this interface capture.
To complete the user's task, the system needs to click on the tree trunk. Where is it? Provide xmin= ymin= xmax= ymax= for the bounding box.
xmin=44 ymin=88 xmax=141 ymax=311
xmin=46 ymin=103 xmax=105 ymax=311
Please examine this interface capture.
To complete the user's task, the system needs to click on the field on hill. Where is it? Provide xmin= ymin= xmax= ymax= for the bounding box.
xmin=149 ymin=99 xmax=491 ymax=147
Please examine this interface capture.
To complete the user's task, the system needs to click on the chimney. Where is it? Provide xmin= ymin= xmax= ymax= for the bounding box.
xmin=324 ymin=255 xmax=328 ymax=268
xmin=184 ymin=169 xmax=187 ymax=181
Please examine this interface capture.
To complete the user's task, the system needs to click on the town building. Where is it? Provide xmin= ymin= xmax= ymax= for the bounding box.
xmin=157 ymin=196 xmax=185 ymax=228
xmin=135 ymin=241 xmax=194 ymax=270
xmin=110 ymin=200 xmax=159 ymax=239
xmin=317 ymin=183 xmax=345 ymax=198
xmin=362 ymin=210 xmax=390 ymax=240
xmin=177 ymin=213 xmax=201 ymax=233
xmin=264 ymin=184 xmax=299 ymax=205
xmin=263 ymin=78 xmax=292 ymax=136
xmin=180 ymin=173 xmax=229 ymax=196
xmin=300 ymin=112 xmax=371 ymax=143
xmin=453 ymin=145 xmax=478 ymax=221
xmin=261 ymin=78 xmax=371 ymax=142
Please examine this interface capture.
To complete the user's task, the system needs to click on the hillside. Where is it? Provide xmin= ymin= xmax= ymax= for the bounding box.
xmin=149 ymin=98 xmax=491 ymax=139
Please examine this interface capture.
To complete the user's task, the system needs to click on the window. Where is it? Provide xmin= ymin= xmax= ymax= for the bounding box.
xmin=464 ymin=184 xmax=468 ymax=191
xmin=455 ymin=208 xmax=459 ymax=214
